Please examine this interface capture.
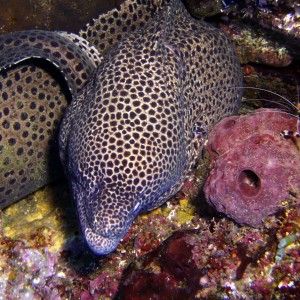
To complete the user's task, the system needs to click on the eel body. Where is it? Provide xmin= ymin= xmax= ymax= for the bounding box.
xmin=0 ymin=31 xmax=101 ymax=207
xmin=0 ymin=0 xmax=242 ymax=254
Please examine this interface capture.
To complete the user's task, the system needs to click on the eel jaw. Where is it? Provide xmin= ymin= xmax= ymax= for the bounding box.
xmin=74 ymin=186 xmax=141 ymax=255
xmin=76 ymin=200 xmax=124 ymax=255
xmin=84 ymin=227 xmax=122 ymax=255
xmin=80 ymin=209 xmax=136 ymax=255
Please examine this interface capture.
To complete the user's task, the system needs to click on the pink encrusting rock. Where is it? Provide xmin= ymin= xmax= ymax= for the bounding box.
xmin=204 ymin=108 xmax=300 ymax=227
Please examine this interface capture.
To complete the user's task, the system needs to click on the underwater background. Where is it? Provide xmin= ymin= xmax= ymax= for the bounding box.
xmin=0 ymin=0 xmax=300 ymax=299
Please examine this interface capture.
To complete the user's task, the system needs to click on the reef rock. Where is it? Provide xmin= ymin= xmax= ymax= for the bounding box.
xmin=204 ymin=108 xmax=300 ymax=227
xmin=117 ymin=230 xmax=205 ymax=299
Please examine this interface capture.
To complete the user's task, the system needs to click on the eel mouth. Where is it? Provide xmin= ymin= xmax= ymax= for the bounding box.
xmin=77 ymin=192 xmax=140 ymax=255
xmin=71 ymin=171 xmax=143 ymax=254
xmin=84 ymin=227 xmax=122 ymax=255
xmin=82 ymin=206 xmax=140 ymax=255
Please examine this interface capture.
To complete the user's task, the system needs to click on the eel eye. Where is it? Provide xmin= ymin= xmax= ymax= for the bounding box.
xmin=133 ymin=202 xmax=141 ymax=214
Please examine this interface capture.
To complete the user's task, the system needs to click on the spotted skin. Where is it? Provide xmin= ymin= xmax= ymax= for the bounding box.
xmin=79 ymin=0 xmax=165 ymax=56
xmin=0 ymin=30 xmax=101 ymax=96
xmin=60 ymin=0 xmax=242 ymax=254
xmin=0 ymin=63 xmax=68 ymax=207
xmin=0 ymin=31 xmax=101 ymax=208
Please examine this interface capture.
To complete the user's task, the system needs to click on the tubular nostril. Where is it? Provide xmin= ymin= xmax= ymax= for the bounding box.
xmin=238 ymin=169 xmax=261 ymax=197
xmin=223 ymin=119 xmax=236 ymax=129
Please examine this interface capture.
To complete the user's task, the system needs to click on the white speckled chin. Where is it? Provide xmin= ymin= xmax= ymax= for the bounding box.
xmin=84 ymin=227 xmax=120 ymax=255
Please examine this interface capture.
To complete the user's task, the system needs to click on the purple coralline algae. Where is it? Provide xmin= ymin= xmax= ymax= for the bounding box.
xmin=204 ymin=108 xmax=300 ymax=227
xmin=118 ymin=231 xmax=205 ymax=299
xmin=118 ymin=213 xmax=300 ymax=299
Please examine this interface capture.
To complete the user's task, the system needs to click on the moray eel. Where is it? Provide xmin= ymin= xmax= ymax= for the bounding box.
xmin=0 ymin=0 xmax=242 ymax=254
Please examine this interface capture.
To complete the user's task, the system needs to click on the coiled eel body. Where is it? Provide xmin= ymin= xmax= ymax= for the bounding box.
xmin=0 ymin=0 xmax=242 ymax=254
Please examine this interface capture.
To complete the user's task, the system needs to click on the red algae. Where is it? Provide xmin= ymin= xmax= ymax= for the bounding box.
xmin=1 ymin=175 xmax=299 ymax=299
xmin=118 ymin=198 xmax=300 ymax=299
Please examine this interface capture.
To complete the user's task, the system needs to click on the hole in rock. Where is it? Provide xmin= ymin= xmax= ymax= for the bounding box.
xmin=238 ymin=169 xmax=261 ymax=197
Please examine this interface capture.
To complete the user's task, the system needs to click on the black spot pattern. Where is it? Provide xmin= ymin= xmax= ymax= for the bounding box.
xmin=80 ymin=0 xmax=163 ymax=56
xmin=0 ymin=30 xmax=102 ymax=96
xmin=0 ymin=64 xmax=68 ymax=207
xmin=59 ymin=0 xmax=242 ymax=254
xmin=0 ymin=30 xmax=103 ymax=208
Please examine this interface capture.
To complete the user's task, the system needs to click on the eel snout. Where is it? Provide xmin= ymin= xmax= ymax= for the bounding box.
xmin=74 ymin=182 xmax=141 ymax=254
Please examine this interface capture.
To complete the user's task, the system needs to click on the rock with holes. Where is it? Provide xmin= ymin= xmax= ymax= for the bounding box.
xmin=204 ymin=108 xmax=300 ymax=227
